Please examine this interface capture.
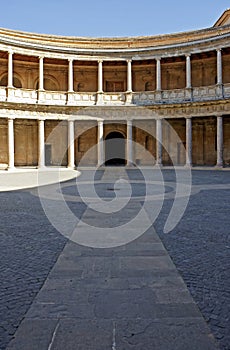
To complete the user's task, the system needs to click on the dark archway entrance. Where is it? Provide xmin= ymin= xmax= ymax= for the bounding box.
xmin=105 ymin=131 xmax=126 ymax=166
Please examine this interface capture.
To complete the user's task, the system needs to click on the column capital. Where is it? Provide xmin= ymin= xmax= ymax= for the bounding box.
xmin=68 ymin=58 xmax=74 ymax=62
xmin=8 ymin=50 xmax=14 ymax=55
xmin=39 ymin=55 xmax=44 ymax=60
xmin=7 ymin=116 xmax=15 ymax=121
xmin=216 ymin=48 xmax=222 ymax=52
xmin=127 ymin=120 xmax=133 ymax=126
xmin=126 ymin=59 xmax=132 ymax=63
xmin=185 ymin=53 xmax=191 ymax=58
xmin=155 ymin=57 xmax=161 ymax=61
xmin=98 ymin=59 xmax=103 ymax=63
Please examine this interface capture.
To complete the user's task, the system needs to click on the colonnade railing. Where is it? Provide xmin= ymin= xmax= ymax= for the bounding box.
xmin=3 ymin=116 xmax=224 ymax=171
xmin=0 ymin=83 xmax=229 ymax=106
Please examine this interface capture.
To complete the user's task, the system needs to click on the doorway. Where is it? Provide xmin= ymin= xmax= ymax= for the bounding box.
xmin=105 ymin=132 xmax=126 ymax=166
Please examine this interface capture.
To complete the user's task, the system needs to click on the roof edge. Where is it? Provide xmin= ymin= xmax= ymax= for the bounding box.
xmin=213 ymin=9 xmax=230 ymax=27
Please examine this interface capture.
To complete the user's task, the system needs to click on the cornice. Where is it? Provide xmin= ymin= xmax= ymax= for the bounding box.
xmin=0 ymin=25 xmax=230 ymax=58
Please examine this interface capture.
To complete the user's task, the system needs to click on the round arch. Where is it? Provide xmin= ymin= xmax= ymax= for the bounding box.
xmin=105 ymin=131 xmax=126 ymax=166
xmin=0 ymin=73 xmax=23 ymax=88
xmin=35 ymin=75 xmax=59 ymax=91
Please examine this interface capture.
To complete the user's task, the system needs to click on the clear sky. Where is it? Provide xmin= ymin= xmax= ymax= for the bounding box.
xmin=0 ymin=0 xmax=229 ymax=37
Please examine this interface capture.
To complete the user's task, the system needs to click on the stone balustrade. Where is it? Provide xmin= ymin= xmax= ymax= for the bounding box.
xmin=0 ymin=84 xmax=229 ymax=106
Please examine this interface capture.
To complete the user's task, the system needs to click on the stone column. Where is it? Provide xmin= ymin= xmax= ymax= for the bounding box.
xmin=127 ymin=60 xmax=132 ymax=92
xmin=97 ymin=60 xmax=103 ymax=105
xmin=216 ymin=116 xmax=223 ymax=167
xmin=156 ymin=58 xmax=161 ymax=91
xmin=38 ymin=119 xmax=45 ymax=168
xmin=217 ymin=49 xmax=222 ymax=85
xmin=68 ymin=59 xmax=74 ymax=92
xmin=8 ymin=51 xmax=13 ymax=88
xmin=186 ymin=54 xmax=192 ymax=88
xmin=185 ymin=117 xmax=192 ymax=167
xmin=156 ymin=119 xmax=162 ymax=166
xmin=97 ymin=121 xmax=104 ymax=166
xmin=98 ymin=60 xmax=103 ymax=93
xmin=68 ymin=120 xmax=75 ymax=168
xmin=127 ymin=120 xmax=133 ymax=166
xmin=8 ymin=118 xmax=15 ymax=170
xmin=39 ymin=56 xmax=44 ymax=90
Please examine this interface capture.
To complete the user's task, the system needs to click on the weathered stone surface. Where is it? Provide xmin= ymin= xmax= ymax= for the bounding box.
xmin=2 ymin=169 xmax=230 ymax=349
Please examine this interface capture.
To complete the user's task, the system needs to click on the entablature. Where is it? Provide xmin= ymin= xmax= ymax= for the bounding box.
xmin=0 ymin=98 xmax=229 ymax=121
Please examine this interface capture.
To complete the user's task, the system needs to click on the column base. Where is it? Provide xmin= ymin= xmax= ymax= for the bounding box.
xmin=37 ymin=165 xmax=47 ymax=171
xmin=155 ymin=90 xmax=162 ymax=101
xmin=185 ymin=88 xmax=193 ymax=101
xmin=96 ymin=92 xmax=104 ymax=105
xmin=67 ymin=91 xmax=75 ymax=105
xmin=215 ymin=163 xmax=223 ymax=169
xmin=125 ymin=92 xmax=133 ymax=105
xmin=126 ymin=161 xmax=135 ymax=167
xmin=216 ymin=84 xmax=223 ymax=98
xmin=7 ymin=166 xmax=16 ymax=171
xmin=6 ymin=87 xmax=15 ymax=102
xmin=184 ymin=163 xmax=193 ymax=168
xmin=154 ymin=163 xmax=163 ymax=168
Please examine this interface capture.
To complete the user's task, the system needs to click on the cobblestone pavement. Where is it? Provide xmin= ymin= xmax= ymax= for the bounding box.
xmin=0 ymin=191 xmax=86 ymax=350
xmin=0 ymin=169 xmax=229 ymax=349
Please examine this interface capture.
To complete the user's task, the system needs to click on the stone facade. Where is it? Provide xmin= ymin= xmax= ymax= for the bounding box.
xmin=0 ymin=11 xmax=230 ymax=169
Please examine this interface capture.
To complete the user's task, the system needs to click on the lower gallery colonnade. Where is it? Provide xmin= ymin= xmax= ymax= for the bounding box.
xmin=0 ymin=114 xmax=228 ymax=169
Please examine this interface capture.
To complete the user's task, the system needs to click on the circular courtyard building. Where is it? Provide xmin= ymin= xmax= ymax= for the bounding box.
xmin=0 ymin=10 xmax=230 ymax=169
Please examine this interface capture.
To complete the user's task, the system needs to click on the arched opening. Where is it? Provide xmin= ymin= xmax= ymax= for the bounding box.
xmin=0 ymin=74 xmax=22 ymax=88
xmin=105 ymin=131 xmax=126 ymax=166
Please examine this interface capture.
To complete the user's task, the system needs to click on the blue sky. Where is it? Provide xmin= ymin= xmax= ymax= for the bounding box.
xmin=0 ymin=0 xmax=229 ymax=37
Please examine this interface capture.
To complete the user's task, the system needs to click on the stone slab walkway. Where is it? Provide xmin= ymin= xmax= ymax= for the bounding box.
xmin=6 ymin=168 xmax=219 ymax=350
xmin=0 ymin=168 xmax=79 ymax=191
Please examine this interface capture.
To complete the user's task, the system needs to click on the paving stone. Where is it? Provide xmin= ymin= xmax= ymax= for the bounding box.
xmin=7 ymin=319 xmax=58 ymax=350
xmin=1 ymin=169 xmax=229 ymax=349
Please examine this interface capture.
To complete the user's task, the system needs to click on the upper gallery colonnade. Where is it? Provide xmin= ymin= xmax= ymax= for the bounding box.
xmin=0 ymin=47 xmax=229 ymax=106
